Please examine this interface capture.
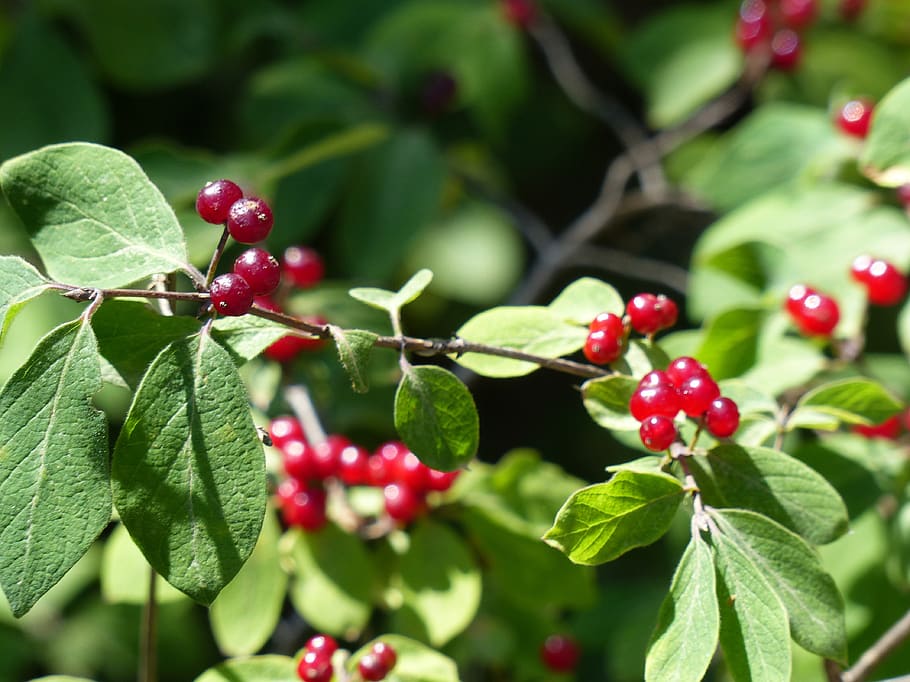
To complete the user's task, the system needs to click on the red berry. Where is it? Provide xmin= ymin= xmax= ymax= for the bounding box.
xmin=665 ymin=356 xmax=710 ymax=385
xmin=234 ymin=247 xmax=281 ymax=296
xmin=370 ymin=642 xmax=397 ymax=671
xmin=377 ymin=441 xmax=410 ymax=468
xmin=770 ymin=29 xmax=801 ymax=71
xmin=839 ymin=0 xmax=866 ymax=21
xmin=196 ymin=179 xmax=243 ymax=225
xmin=626 ymin=294 xmax=677 ymax=335
xmin=739 ymin=0 xmax=768 ymax=22
xmin=305 ymin=634 xmax=338 ymax=658
xmin=540 ymin=634 xmax=580 ymax=673
xmin=366 ymin=454 xmax=393 ymax=487
xmin=282 ymin=439 xmax=319 ymax=481
xmin=630 ymin=372 xmax=680 ymax=421
xmin=227 ymin=197 xmax=274 ymax=244
xmin=735 ymin=16 xmax=772 ymax=51
xmin=311 ymin=435 xmax=349 ymax=480
xmin=705 ymin=398 xmax=740 ymax=438
xmin=897 ymin=185 xmax=910 ymax=210
xmin=278 ymin=479 xmax=327 ymax=531
xmin=583 ymin=329 xmax=624 ymax=365
xmin=297 ymin=649 xmax=333 ymax=682
xmin=852 ymin=415 xmax=902 ymax=439
xmin=656 ymin=296 xmax=678 ymax=330
xmin=788 ymin=289 xmax=840 ymax=337
xmin=780 ymin=0 xmax=817 ymax=29
xmin=358 ymin=653 xmax=389 ymax=682
xmin=501 ymin=0 xmax=536 ymax=27
xmin=394 ymin=451 xmax=431 ymax=491
xmin=426 ymin=468 xmax=460 ymax=492
xmin=210 ymin=273 xmax=253 ymax=316
xmin=283 ymin=246 xmax=325 ymax=289
xmin=264 ymin=316 xmax=328 ymax=363
xmin=836 ymin=99 xmax=874 ymax=138
xmin=384 ymin=483 xmax=426 ymax=523
xmin=851 ymin=255 xmax=907 ymax=306
xmin=269 ymin=416 xmax=306 ymax=449
xmin=639 ymin=415 xmax=678 ymax=452
xmin=676 ymin=375 xmax=721 ymax=417
xmin=589 ymin=311 xmax=624 ymax=334
xmin=338 ymin=445 xmax=371 ymax=486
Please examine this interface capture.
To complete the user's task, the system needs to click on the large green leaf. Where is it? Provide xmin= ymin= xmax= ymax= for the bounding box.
xmin=111 ymin=332 xmax=266 ymax=605
xmin=581 ymin=375 xmax=640 ymax=431
xmin=645 ymin=533 xmax=718 ymax=682
xmin=543 ymin=471 xmax=684 ymax=565
xmin=0 ymin=143 xmax=190 ymax=288
xmin=688 ymin=445 xmax=848 ymax=545
xmin=711 ymin=510 xmax=846 ymax=662
xmin=211 ymin=315 xmax=289 ymax=364
xmin=789 ymin=377 xmax=903 ymax=430
xmin=0 ymin=256 xmax=51 ymax=341
xmin=0 ymin=319 xmax=110 ymax=617
xmin=861 ymin=76 xmax=910 ymax=186
xmin=194 ymin=655 xmax=297 ymax=682
xmin=547 ymin=277 xmax=624 ymax=326
xmin=346 ymin=635 xmax=459 ymax=682
xmin=694 ymin=308 xmax=764 ymax=380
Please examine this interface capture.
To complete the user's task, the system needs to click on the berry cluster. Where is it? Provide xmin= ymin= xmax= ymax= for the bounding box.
xmin=583 ymin=294 xmax=677 ymax=366
xmin=296 ymin=634 xmax=338 ymax=682
xmin=539 ymin=633 xmax=580 ymax=673
xmin=851 ymin=255 xmax=908 ymax=306
xmin=785 ymin=284 xmax=840 ymax=337
xmin=358 ymin=641 xmax=398 ymax=681
xmin=734 ymin=0 xmax=821 ymax=70
xmin=271 ymin=416 xmax=460 ymax=531
xmin=630 ymin=358 xmax=740 ymax=452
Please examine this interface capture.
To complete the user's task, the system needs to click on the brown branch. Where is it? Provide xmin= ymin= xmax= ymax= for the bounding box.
xmin=50 ymin=283 xmax=209 ymax=303
xmin=839 ymin=609 xmax=910 ymax=682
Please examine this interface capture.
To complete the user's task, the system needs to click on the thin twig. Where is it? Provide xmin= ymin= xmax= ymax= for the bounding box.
xmin=283 ymin=384 xmax=327 ymax=445
xmin=50 ymin=282 xmax=209 ymax=303
xmin=204 ymin=227 xmax=231 ymax=287
xmin=840 ymin=609 xmax=910 ymax=682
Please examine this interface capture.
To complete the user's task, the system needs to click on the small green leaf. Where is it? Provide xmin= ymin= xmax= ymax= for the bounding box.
xmin=543 ymin=471 xmax=685 ymax=565
xmin=211 ymin=314 xmax=289 ymax=364
xmin=100 ymin=523 xmax=184 ymax=605
xmin=329 ymin=327 xmax=378 ymax=393
xmin=790 ymin=377 xmax=902 ymax=429
xmin=395 ymin=269 xmax=434 ymax=307
xmin=711 ymin=509 xmax=847 ymax=662
xmin=688 ymin=445 xmax=848 ymax=545
xmin=694 ymin=308 xmax=764 ymax=379
xmin=0 ymin=143 xmax=189 ymax=288
xmin=394 ymin=365 xmax=478 ymax=471
xmin=547 ymin=277 xmax=624 ymax=325
xmin=349 ymin=269 xmax=434 ymax=314
xmin=346 ymin=635 xmax=459 ymax=682
xmin=193 ymin=655 xmax=297 ymax=682
xmin=861 ymin=76 xmax=910 ymax=186
xmin=283 ymin=524 xmax=374 ymax=638
xmin=0 ymin=319 xmax=111 ymax=617
xmin=348 ymin=286 xmax=399 ymax=312
xmin=582 ymin=375 xmax=641 ymax=431
xmin=0 ymin=255 xmax=50 ymax=341
xmin=645 ymin=532 xmax=718 ymax=682
xmin=111 ymin=332 xmax=266 ymax=605
xmin=398 ymin=520 xmax=481 ymax=647
xmin=454 ymin=306 xmax=587 ymax=377
xmin=210 ymin=508 xmax=287 ymax=656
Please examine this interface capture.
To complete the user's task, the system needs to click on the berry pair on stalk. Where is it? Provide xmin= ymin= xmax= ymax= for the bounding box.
xmin=583 ymin=293 xmax=677 ymax=366
xmin=295 ymin=634 xmax=397 ymax=682
xmin=734 ymin=0 xmax=817 ymax=71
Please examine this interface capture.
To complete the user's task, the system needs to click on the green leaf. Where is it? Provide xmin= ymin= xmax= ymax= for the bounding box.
xmin=454 ymin=306 xmax=587 ymax=377
xmin=0 ymin=319 xmax=111 ymax=617
xmin=193 ymin=655 xmax=297 ymax=682
xmin=0 ymin=143 xmax=189 ymax=288
xmin=645 ymin=533 xmax=718 ymax=682
xmin=394 ymin=365 xmax=478 ymax=471
xmin=789 ymin=377 xmax=903 ymax=430
xmin=211 ymin=314 xmax=288 ymax=364
xmin=711 ymin=522 xmax=791 ymax=682
xmin=543 ymin=471 xmax=685 ymax=565
xmin=398 ymin=520 xmax=481 ymax=647
xmin=711 ymin=509 xmax=847 ymax=662
xmin=582 ymin=375 xmax=641 ymax=431
xmin=547 ymin=277 xmax=624 ymax=325
xmin=111 ymin=332 xmax=266 ymax=605
xmin=92 ymin=301 xmax=200 ymax=387
xmin=283 ymin=524 xmax=374 ymax=637
xmin=349 ymin=269 xmax=434 ymax=314
xmin=210 ymin=508 xmax=287 ymax=657
xmin=100 ymin=523 xmax=184 ymax=605
xmin=861 ymin=76 xmax=910 ymax=186
xmin=694 ymin=308 xmax=764 ymax=380
xmin=329 ymin=327 xmax=378 ymax=393
xmin=688 ymin=445 xmax=848 ymax=545
xmin=0 ymin=255 xmax=50 ymax=341
xmin=346 ymin=635 xmax=459 ymax=682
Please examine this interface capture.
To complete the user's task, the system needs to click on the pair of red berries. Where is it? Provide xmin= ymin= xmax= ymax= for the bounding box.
xmin=357 ymin=641 xmax=398 ymax=681
xmin=631 ymin=358 xmax=740 ymax=452
xmin=197 ymin=178 xmax=275 ymax=243
xmin=583 ymin=294 xmax=678 ymax=366
xmin=296 ymin=634 xmax=338 ymax=682
xmin=735 ymin=0 xmax=815 ymax=71
xmin=210 ymin=247 xmax=281 ymax=316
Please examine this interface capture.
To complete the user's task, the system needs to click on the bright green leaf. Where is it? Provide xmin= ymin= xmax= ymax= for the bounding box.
xmin=790 ymin=377 xmax=902 ymax=429
xmin=543 ymin=471 xmax=685 ymax=565
xmin=394 ymin=365 xmax=478 ymax=471
xmin=212 ymin=314 xmax=289 ymax=364
xmin=193 ymin=655 xmax=297 ymax=682
xmin=0 ymin=143 xmax=189 ymax=288
xmin=0 ymin=255 xmax=50 ymax=341
xmin=349 ymin=269 xmax=433 ymax=314
xmin=695 ymin=308 xmax=764 ymax=380
xmin=329 ymin=327 xmax=378 ymax=393
xmin=111 ymin=332 xmax=266 ymax=605
xmin=582 ymin=375 xmax=641 ymax=431
xmin=612 ymin=339 xmax=671 ymax=381
xmin=346 ymin=635 xmax=459 ymax=682
xmin=548 ymin=277 xmax=624 ymax=325
xmin=645 ymin=532 xmax=718 ymax=682
xmin=0 ymin=319 xmax=111 ymax=617
xmin=394 ymin=269 xmax=434 ymax=307
xmin=861 ymin=76 xmax=910 ymax=186
xmin=100 ymin=523 xmax=184 ymax=605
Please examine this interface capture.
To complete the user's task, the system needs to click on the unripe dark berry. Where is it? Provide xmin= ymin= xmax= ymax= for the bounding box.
xmin=704 ymin=397 xmax=740 ymax=438
xmin=234 ymin=247 xmax=281 ymax=296
xmin=227 ymin=197 xmax=274 ymax=244
xmin=770 ymin=29 xmax=801 ymax=71
xmin=540 ymin=634 xmax=580 ymax=673
xmin=196 ymin=179 xmax=243 ymax=224
xmin=210 ymin=273 xmax=253 ymax=316
xmin=421 ymin=70 xmax=458 ymax=116
xmin=283 ymin=246 xmax=325 ymax=289
xmin=639 ymin=415 xmax=678 ymax=452
xmin=851 ymin=255 xmax=907 ymax=306
xmin=384 ymin=483 xmax=426 ymax=523
xmin=836 ymin=99 xmax=874 ymax=139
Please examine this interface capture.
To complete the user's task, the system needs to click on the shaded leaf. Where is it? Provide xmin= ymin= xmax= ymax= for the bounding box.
xmin=861 ymin=76 xmax=910 ymax=186
xmin=330 ymin=327 xmax=377 ymax=393
xmin=211 ymin=314 xmax=288 ymax=364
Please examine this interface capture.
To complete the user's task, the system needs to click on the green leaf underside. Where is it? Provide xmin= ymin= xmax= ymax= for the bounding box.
xmin=399 ymin=520 xmax=482 ymax=647
xmin=712 ymin=525 xmax=792 ymax=682
xmin=790 ymin=377 xmax=902 ymax=429
xmin=861 ymin=76 xmax=910 ymax=186
xmin=211 ymin=314 xmax=289 ymax=364
xmin=210 ymin=508 xmax=287 ymax=657
xmin=711 ymin=510 xmax=847 ymax=662
xmin=688 ymin=445 xmax=848 ymax=545
xmin=645 ymin=533 xmax=718 ymax=682
xmin=329 ymin=327 xmax=377 ymax=393
xmin=454 ymin=306 xmax=587 ymax=377
xmin=100 ymin=522 xmax=184 ymax=605
xmin=0 ymin=142 xmax=189 ymax=288
xmin=582 ymin=375 xmax=641 ymax=431
xmin=543 ymin=471 xmax=684 ymax=565
xmin=346 ymin=635 xmax=460 ymax=682
xmin=111 ymin=332 xmax=266 ymax=605
xmin=284 ymin=524 xmax=374 ymax=637
xmin=0 ymin=256 xmax=50 ymax=341
xmin=193 ymin=655 xmax=297 ymax=682
xmin=0 ymin=320 xmax=110 ymax=617
xmin=394 ymin=365 xmax=478 ymax=471
xmin=547 ymin=277 xmax=624 ymax=325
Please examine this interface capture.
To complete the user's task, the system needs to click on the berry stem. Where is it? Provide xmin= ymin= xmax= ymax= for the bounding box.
xmin=204 ymin=226 xmax=231 ymax=288
xmin=52 ymin=282 xmax=210 ymax=303
xmin=139 ymin=566 xmax=158 ymax=682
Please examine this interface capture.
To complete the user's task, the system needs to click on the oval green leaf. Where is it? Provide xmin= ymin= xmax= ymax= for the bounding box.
xmin=329 ymin=327 xmax=378 ymax=393
xmin=790 ymin=377 xmax=902 ymax=430
xmin=0 ymin=255 xmax=50 ymax=342
xmin=100 ymin=523 xmax=185 ymax=605
xmin=861 ymin=76 xmax=910 ymax=186
xmin=582 ymin=374 xmax=640 ymax=431
xmin=547 ymin=277 xmax=624 ymax=325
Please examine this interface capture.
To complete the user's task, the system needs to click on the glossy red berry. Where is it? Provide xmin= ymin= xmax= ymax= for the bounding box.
xmin=676 ymin=375 xmax=721 ymax=418
xmin=366 ymin=454 xmax=393 ymax=487
xmin=639 ymin=415 xmax=678 ymax=452
xmin=370 ymin=642 xmax=397 ymax=672
xmin=839 ymin=0 xmax=866 ymax=21
xmin=770 ymin=29 xmax=801 ymax=71
xmin=210 ymin=273 xmax=253 ymax=316
xmin=589 ymin=311 xmax=624 ymax=334
xmin=227 ymin=197 xmax=274 ymax=244
xmin=196 ymin=179 xmax=243 ymax=224
xmin=426 ymin=468 xmax=460 ymax=492
xmin=779 ymin=0 xmax=817 ymax=29
xmin=394 ymin=451 xmax=431 ymax=491
xmin=297 ymin=648 xmax=333 ymax=682
xmin=852 ymin=415 xmax=902 ymax=439
xmin=384 ymin=483 xmax=426 ymax=523
xmin=704 ymin=397 xmax=740 ymax=438
xmin=630 ymin=371 xmax=680 ymax=421
xmin=786 ymin=285 xmax=839 ymax=337
xmin=626 ymin=294 xmax=678 ymax=335
xmin=264 ymin=316 xmax=328 ymax=362
xmin=311 ymin=435 xmax=349 ymax=480
xmin=851 ymin=255 xmax=907 ymax=306
xmin=358 ymin=653 xmax=389 ymax=682
xmin=234 ymin=247 xmax=281 ymax=296
xmin=540 ymin=634 xmax=580 ymax=673
xmin=283 ymin=246 xmax=325 ymax=289
xmin=665 ymin=356 xmax=710 ymax=385
xmin=338 ymin=445 xmax=371 ymax=486
xmin=269 ymin=416 xmax=306 ymax=449
xmin=277 ymin=479 xmax=327 ymax=531
xmin=583 ymin=329 xmax=624 ymax=365
xmin=836 ymin=99 xmax=874 ymax=138
xmin=305 ymin=634 xmax=338 ymax=658
xmin=282 ymin=439 xmax=319 ymax=481
xmin=502 ymin=0 xmax=536 ymax=27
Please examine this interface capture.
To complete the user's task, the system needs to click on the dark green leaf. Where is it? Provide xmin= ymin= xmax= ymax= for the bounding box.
xmin=0 ymin=255 xmax=50 ymax=341
xmin=193 ymin=655 xmax=297 ymax=682
xmin=329 ymin=327 xmax=378 ymax=393
xmin=694 ymin=308 xmax=764 ymax=380
xmin=346 ymin=635 xmax=459 ymax=682
xmin=548 ymin=277 xmax=624 ymax=326
xmin=211 ymin=315 xmax=288 ymax=364
xmin=543 ymin=471 xmax=684 ymax=565
xmin=861 ymin=76 xmax=910 ymax=186
xmin=111 ymin=332 xmax=266 ymax=605
xmin=394 ymin=365 xmax=478 ymax=471
xmin=582 ymin=375 xmax=641 ymax=431
xmin=0 ymin=320 xmax=110 ymax=617
xmin=790 ymin=377 xmax=903 ymax=430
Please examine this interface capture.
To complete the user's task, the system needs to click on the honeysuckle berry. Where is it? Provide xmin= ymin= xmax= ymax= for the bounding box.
xmin=779 ymin=0 xmax=817 ymax=29
xmin=234 ymin=247 xmax=281 ymax=296
xmin=394 ymin=451 xmax=431 ymax=491
xmin=383 ymin=482 xmax=426 ymax=523
xmin=338 ymin=444 xmax=371 ymax=486
xmin=282 ymin=439 xmax=319 ymax=481
xmin=283 ymin=246 xmax=325 ymax=289
xmin=665 ymin=356 xmax=710 ymax=385
xmin=851 ymin=255 xmax=907 ymax=306
xmin=704 ymin=397 xmax=740 ymax=438
xmin=626 ymin=294 xmax=677 ymax=335
xmin=370 ymin=642 xmax=397 ymax=672
xmin=210 ymin=272 xmax=253 ymax=316
xmin=639 ymin=415 xmax=678 ymax=452
xmin=311 ymin=435 xmax=350 ymax=480
xmin=836 ymin=99 xmax=874 ymax=138
xmin=852 ymin=415 xmax=902 ymax=439
xmin=269 ymin=416 xmax=306 ymax=449
xmin=791 ymin=289 xmax=840 ymax=337
xmin=540 ymin=634 xmax=580 ymax=673
xmin=263 ymin=315 xmax=329 ymax=363
xmin=630 ymin=375 xmax=681 ymax=421
xmin=227 ymin=197 xmax=274 ymax=244
xmin=305 ymin=634 xmax=339 ymax=658
xmin=502 ymin=0 xmax=536 ymax=28
xmin=770 ymin=29 xmax=801 ymax=71
xmin=426 ymin=467 xmax=460 ymax=492
xmin=583 ymin=329 xmax=624 ymax=365
xmin=358 ymin=653 xmax=389 ymax=682
xmin=196 ymin=179 xmax=243 ymax=224
xmin=277 ymin=479 xmax=327 ymax=531
xmin=367 ymin=454 xmax=393 ymax=487
xmin=676 ymin=374 xmax=721 ymax=418
xmin=297 ymin=648 xmax=333 ymax=682
xmin=734 ymin=1 xmax=772 ymax=53
xmin=897 ymin=185 xmax=910 ymax=210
